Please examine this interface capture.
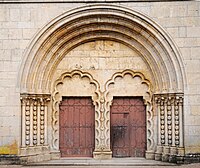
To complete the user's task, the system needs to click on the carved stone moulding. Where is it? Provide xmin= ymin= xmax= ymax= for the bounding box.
xmin=20 ymin=94 xmax=51 ymax=160
xmin=154 ymin=93 xmax=184 ymax=162
xmin=104 ymin=70 xmax=155 ymax=159
xmin=18 ymin=4 xmax=186 ymax=95
xmin=17 ymin=4 xmax=186 ymax=162
xmin=51 ymin=70 xmax=110 ymax=158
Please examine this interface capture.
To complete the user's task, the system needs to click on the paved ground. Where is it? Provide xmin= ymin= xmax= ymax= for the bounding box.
xmin=0 ymin=164 xmax=200 ymax=168
xmin=1 ymin=158 xmax=200 ymax=168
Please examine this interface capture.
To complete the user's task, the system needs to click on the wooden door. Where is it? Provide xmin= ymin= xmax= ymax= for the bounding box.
xmin=111 ymin=97 xmax=146 ymax=157
xmin=59 ymin=97 xmax=95 ymax=157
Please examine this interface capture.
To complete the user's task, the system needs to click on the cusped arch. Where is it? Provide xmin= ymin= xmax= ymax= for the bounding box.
xmin=52 ymin=70 xmax=101 ymax=150
xmin=18 ymin=4 xmax=186 ymax=94
xmin=105 ymin=69 xmax=152 ymax=99
xmin=104 ymin=70 xmax=154 ymax=154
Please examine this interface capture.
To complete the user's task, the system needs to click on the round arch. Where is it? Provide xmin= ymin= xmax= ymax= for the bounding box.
xmin=18 ymin=4 xmax=186 ymax=94
xmin=18 ymin=4 xmax=186 ymax=162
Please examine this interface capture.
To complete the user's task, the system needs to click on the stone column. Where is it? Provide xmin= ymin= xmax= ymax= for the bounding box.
xmin=170 ymin=97 xmax=177 ymax=156
xmin=29 ymin=99 xmax=34 ymax=147
xmin=155 ymin=96 xmax=163 ymax=161
xmin=44 ymin=100 xmax=48 ymax=146
xmin=177 ymin=96 xmax=185 ymax=156
xmin=21 ymin=97 xmax=27 ymax=148
xmin=37 ymin=99 xmax=41 ymax=146
xmin=163 ymin=96 xmax=170 ymax=161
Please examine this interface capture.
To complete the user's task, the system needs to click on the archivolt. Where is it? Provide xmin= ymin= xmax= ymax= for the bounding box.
xmin=18 ymin=4 xmax=185 ymax=94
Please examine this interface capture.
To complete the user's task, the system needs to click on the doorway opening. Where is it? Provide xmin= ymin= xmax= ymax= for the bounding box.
xmin=110 ymin=97 xmax=146 ymax=157
xmin=59 ymin=97 xmax=95 ymax=157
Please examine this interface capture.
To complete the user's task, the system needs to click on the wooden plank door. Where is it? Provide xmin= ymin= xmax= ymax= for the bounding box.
xmin=59 ymin=97 xmax=95 ymax=157
xmin=111 ymin=97 xmax=146 ymax=157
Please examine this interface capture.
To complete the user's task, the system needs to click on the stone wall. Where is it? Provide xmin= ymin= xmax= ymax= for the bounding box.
xmin=0 ymin=0 xmax=199 ymax=160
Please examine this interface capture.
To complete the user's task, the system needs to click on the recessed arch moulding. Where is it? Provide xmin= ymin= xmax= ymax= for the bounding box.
xmin=18 ymin=4 xmax=186 ymax=162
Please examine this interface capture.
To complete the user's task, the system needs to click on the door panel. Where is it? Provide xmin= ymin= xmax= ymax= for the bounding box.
xmin=59 ymin=97 xmax=95 ymax=157
xmin=111 ymin=97 xmax=146 ymax=157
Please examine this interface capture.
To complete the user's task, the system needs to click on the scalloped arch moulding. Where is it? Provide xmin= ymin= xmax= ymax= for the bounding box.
xmin=19 ymin=4 xmax=185 ymax=162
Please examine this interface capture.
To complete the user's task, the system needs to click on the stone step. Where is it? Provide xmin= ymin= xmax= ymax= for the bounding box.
xmin=26 ymin=158 xmax=177 ymax=167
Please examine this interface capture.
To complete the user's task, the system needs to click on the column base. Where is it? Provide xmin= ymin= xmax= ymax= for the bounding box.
xmin=168 ymin=147 xmax=178 ymax=163
xmin=20 ymin=152 xmax=51 ymax=163
xmin=20 ymin=146 xmax=49 ymax=156
xmin=50 ymin=150 xmax=61 ymax=160
xmin=19 ymin=146 xmax=51 ymax=163
xmin=177 ymin=147 xmax=185 ymax=156
xmin=170 ymin=146 xmax=177 ymax=155
xmin=162 ymin=146 xmax=170 ymax=162
xmin=155 ymin=152 xmax=162 ymax=161
xmin=93 ymin=151 xmax=112 ymax=159
xmin=145 ymin=150 xmax=155 ymax=160
xmin=155 ymin=146 xmax=163 ymax=161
